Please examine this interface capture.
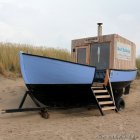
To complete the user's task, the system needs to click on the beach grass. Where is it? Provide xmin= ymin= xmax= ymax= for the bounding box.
xmin=0 ymin=42 xmax=71 ymax=77
xmin=136 ymin=56 xmax=140 ymax=77
xmin=0 ymin=42 xmax=140 ymax=78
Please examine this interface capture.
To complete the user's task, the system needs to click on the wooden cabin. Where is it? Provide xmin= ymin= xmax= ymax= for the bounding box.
xmin=71 ymin=24 xmax=136 ymax=70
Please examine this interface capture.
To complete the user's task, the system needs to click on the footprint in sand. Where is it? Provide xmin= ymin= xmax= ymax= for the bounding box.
xmin=9 ymin=91 xmax=17 ymax=96
xmin=0 ymin=97 xmax=3 ymax=103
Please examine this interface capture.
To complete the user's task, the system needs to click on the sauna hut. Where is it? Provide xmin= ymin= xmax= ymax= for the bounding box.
xmin=71 ymin=23 xmax=137 ymax=113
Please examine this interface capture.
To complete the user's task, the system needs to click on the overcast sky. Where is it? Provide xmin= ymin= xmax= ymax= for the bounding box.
xmin=0 ymin=0 xmax=140 ymax=56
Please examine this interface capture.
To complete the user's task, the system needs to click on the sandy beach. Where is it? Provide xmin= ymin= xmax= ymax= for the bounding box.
xmin=0 ymin=75 xmax=139 ymax=140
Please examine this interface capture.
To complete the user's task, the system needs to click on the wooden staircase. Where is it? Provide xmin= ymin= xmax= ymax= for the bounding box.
xmin=91 ymin=70 xmax=118 ymax=116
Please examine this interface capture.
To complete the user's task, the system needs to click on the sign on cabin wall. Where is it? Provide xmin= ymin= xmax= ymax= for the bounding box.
xmin=116 ymin=42 xmax=131 ymax=60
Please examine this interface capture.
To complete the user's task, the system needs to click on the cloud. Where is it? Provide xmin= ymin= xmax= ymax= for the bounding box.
xmin=118 ymin=14 xmax=135 ymax=22
xmin=0 ymin=0 xmax=140 ymax=55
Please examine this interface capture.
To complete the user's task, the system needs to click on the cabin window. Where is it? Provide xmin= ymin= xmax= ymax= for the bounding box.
xmin=90 ymin=43 xmax=110 ymax=69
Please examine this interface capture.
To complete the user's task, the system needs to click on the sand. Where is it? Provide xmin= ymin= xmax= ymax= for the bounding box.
xmin=0 ymin=75 xmax=140 ymax=140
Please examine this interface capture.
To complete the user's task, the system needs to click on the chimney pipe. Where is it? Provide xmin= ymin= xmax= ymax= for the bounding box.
xmin=97 ymin=23 xmax=103 ymax=37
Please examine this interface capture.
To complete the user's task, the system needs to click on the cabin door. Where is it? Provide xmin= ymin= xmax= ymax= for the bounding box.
xmin=90 ymin=43 xmax=110 ymax=69
xmin=77 ymin=47 xmax=87 ymax=65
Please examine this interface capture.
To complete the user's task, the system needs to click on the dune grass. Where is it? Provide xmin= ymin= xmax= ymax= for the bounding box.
xmin=0 ymin=42 xmax=140 ymax=78
xmin=136 ymin=56 xmax=140 ymax=77
xmin=0 ymin=42 xmax=71 ymax=77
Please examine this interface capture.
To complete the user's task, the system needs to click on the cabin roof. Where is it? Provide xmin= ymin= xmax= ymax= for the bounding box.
xmin=72 ymin=34 xmax=135 ymax=46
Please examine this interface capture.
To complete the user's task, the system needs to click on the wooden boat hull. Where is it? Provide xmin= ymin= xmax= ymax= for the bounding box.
xmin=110 ymin=69 xmax=137 ymax=89
xmin=19 ymin=52 xmax=137 ymax=106
xmin=94 ymin=69 xmax=137 ymax=89
xmin=28 ymin=84 xmax=95 ymax=106
xmin=19 ymin=52 xmax=96 ymax=106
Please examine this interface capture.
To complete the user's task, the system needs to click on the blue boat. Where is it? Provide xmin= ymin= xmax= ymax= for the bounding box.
xmin=19 ymin=52 xmax=137 ymax=106
xmin=19 ymin=52 xmax=96 ymax=106
xmin=3 ymin=51 xmax=136 ymax=118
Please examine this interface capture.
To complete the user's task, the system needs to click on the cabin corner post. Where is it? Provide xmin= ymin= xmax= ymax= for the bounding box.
xmin=86 ymin=44 xmax=90 ymax=65
xmin=110 ymin=35 xmax=115 ymax=69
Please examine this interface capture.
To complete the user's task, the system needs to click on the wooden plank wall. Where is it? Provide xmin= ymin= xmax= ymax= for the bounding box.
xmin=71 ymin=35 xmax=113 ymax=64
xmin=71 ymin=34 xmax=136 ymax=70
xmin=113 ymin=34 xmax=136 ymax=70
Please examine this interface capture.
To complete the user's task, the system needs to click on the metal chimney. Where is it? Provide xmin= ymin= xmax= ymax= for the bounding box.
xmin=97 ymin=23 xmax=103 ymax=37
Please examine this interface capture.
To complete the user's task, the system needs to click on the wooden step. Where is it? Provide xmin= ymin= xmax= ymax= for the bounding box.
xmin=93 ymin=83 xmax=104 ymax=86
xmin=93 ymin=82 xmax=104 ymax=84
xmin=99 ymin=101 xmax=113 ymax=105
xmin=96 ymin=95 xmax=110 ymax=98
xmin=102 ymin=106 xmax=116 ymax=111
xmin=94 ymin=90 xmax=108 ymax=93
xmin=91 ymin=87 xmax=103 ymax=89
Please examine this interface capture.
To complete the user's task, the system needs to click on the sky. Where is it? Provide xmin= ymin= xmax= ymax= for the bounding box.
xmin=0 ymin=0 xmax=140 ymax=56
